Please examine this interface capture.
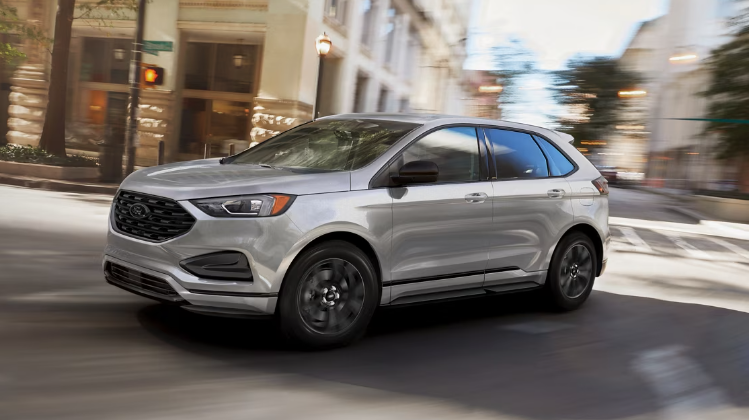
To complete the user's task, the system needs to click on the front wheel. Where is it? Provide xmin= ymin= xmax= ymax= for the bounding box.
xmin=544 ymin=232 xmax=597 ymax=311
xmin=278 ymin=241 xmax=379 ymax=349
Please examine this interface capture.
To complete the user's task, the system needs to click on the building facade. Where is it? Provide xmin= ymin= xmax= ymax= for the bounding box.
xmin=644 ymin=0 xmax=747 ymax=191
xmin=5 ymin=0 xmax=472 ymax=165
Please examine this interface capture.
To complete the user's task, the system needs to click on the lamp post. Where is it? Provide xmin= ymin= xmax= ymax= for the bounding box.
xmin=313 ymin=32 xmax=332 ymax=120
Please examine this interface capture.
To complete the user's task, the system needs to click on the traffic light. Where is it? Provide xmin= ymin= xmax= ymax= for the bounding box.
xmin=143 ymin=66 xmax=164 ymax=87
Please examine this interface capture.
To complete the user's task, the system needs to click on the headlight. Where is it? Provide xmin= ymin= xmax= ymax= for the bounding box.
xmin=191 ymin=194 xmax=295 ymax=218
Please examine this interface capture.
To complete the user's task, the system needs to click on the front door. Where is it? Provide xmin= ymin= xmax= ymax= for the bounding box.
xmin=482 ymin=128 xmax=573 ymax=289
xmin=388 ymin=127 xmax=493 ymax=303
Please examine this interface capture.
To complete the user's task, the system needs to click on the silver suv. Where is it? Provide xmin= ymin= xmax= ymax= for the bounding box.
xmin=104 ymin=114 xmax=610 ymax=348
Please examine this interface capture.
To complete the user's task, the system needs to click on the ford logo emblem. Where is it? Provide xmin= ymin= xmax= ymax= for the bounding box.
xmin=129 ymin=203 xmax=150 ymax=219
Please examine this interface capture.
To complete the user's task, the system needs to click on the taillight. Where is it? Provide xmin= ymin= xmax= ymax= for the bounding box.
xmin=592 ymin=176 xmax=609 ymax=195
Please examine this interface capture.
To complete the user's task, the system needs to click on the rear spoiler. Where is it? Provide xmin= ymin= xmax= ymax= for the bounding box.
xmin=555 ymin=132 xmax=575 ymax=144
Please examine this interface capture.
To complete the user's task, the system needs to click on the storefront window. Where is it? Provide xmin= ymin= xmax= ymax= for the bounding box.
xmin=184 ymin=43 xmax=211 ymax=90
xmin=80 ymin=38 xmax=131 ymax=84
xmin=180 ymin=42 xmax=259 ymax=158
xmin=184 ymin=42 xmax=258 ymax=94
xmin=179 ymin=98 xmax=208 ymax=154
xmin=211 ymin=100 xmax=250 ymax=143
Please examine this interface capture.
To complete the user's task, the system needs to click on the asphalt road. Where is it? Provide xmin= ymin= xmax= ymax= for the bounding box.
xmin=1 ymin=185 xmax=748 ymax=420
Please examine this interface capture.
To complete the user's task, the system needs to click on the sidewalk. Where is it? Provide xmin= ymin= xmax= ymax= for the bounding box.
xmin=0 ymin=173 xmax=118 ymax=195
xmin=629 ymin=184 xmax=749 ymax=239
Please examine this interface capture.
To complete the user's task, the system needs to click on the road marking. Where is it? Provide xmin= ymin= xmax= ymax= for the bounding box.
xmin=632 ymin=346 xmax=741 ymax=420
xmin=707 ymin=238 xmax=749 ymax=261
xmin=616 ymin=226 xmax=653 ymax=253
xmin=663 ymin=232 xmax=711 ymax=259
xmin=500 ymin=320 xmax=573 ymax=334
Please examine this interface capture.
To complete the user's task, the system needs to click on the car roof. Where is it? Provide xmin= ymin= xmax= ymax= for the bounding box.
xmin=322 ymin=113 xmax=572 ymax=144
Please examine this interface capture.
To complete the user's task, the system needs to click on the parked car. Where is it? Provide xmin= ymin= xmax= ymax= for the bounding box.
xmin=104 ymin=114 xmax=610 ymax=348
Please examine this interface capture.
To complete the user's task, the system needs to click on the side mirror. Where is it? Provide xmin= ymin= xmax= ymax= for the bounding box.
xmin=392 ymin=160 xmax=439 ymax=185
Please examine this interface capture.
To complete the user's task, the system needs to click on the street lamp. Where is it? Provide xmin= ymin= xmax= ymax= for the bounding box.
xmin=313 ymin=32 xmax=332 ymax=120
xmin=113 ymin=48 xmax=125 ymax=61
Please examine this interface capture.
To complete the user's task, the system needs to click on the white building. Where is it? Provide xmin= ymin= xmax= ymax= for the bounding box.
xmin=5 ymin=0 xmax=472 ymax=166
xmin=645 ymin=0 xmax=746 ymax=190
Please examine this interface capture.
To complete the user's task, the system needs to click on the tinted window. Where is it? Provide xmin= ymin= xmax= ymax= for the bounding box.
xmin=401 ymin=127 xmax=480 ymax=183
xmin=486 ymin=129 xmax=548 ymax=179
xmin=533 ymin=135 xmax=575 ymax=176
xmin=230 ymin=119 xmax=417 ymax=171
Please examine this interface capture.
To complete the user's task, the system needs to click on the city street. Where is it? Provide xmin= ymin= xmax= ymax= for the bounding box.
xmin=1 ymin=185 xmax=748 ymax=419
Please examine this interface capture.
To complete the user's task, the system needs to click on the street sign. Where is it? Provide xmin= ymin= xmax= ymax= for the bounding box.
xmin=143 ymin=41 xmax=173 ymax=56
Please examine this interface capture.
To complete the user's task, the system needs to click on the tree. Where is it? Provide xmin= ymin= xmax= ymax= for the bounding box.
xmin=37 ymin=0 xmax=75 ymax=156
xmin=38 ymin=0 xmax=139 ymax=156
xmin=700 ymin=10 xmax=749 ymax=159
xmin=490 ymin=39 xmax=537 ymax=109
xmin=551 ymin=57 xmax=643 ymax=147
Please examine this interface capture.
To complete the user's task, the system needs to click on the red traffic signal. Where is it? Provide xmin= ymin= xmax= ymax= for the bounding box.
xmin=143 ymin=66 xmax=164 ymax=86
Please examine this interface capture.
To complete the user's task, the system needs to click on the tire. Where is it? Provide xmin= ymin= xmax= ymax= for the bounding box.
xmin=544 ymin=232 xmax=597 ymax=311
xmin=278 ymin=240 xmax=379 ymax=349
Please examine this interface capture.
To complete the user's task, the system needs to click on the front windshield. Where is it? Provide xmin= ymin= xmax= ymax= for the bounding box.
xmin=228 ymin=119 xmax=419 ymax=171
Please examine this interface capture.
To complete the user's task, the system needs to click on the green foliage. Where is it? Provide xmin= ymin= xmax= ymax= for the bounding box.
xmin=0 ymin=0 xmax=144 ymax=64
xmin=0 ymin=1 xmax=51 ymax=63
xmin=700 ymin=10 xmax=749 ymax=158
xmin=0 ymin=145 xmax=98 ymax=167
xmin=490 ymin=39 xmax=537 ymax=106
xmin=551 ymin=57 xmax=643 ymax=146
xmin=75 ymin=0 xmax=140 ymax=28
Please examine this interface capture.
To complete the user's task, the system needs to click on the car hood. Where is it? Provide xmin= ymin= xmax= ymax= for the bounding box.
xmin=119 ymin=159 xmax=351 ymax=200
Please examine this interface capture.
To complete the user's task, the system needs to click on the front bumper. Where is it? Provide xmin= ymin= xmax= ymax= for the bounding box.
xmin=103 ymin=198 xmax=305 ymax=316
xmin=103 ymin=255 xmax=277 ymax=317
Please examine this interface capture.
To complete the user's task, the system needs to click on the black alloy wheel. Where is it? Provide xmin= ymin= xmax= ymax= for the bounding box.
xmin=278 ymin=241 xmax=379 ymax=348
xmin=545 ymin=232 xmax=597 ymax=311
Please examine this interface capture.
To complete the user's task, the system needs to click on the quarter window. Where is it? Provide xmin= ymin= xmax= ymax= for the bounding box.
xmin=485 ymin=129 xmax=549 ymax=179
xmin=533 ymin=135 xmax=575 ymax=176
xmin=400 ymin=127 xmax=480 ymax=183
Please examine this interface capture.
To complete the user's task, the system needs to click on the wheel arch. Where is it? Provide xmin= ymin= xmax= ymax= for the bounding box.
xmin=559 ymin=223 xmax=605 ymax=277
xmin=275 ymin=231 xmax=385 ymax=315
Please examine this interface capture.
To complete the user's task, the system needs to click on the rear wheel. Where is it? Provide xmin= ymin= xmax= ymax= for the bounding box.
xmin=544 ymin=232 xmax=597 ymax=311
xmin=278 ymin=241 xmax=379 ymax=349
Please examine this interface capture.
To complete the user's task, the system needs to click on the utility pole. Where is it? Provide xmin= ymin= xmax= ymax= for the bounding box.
xmin=124 ymin=0 xmax=147 ymax=176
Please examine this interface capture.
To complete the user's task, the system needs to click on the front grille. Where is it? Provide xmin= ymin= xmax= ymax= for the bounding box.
xmin=113 ymin=190 xmax=195 ymax=242
xmin=105 ymin=262 xmax=183 ymax=303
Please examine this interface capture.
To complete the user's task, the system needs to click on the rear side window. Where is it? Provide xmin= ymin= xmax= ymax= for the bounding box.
xmin=485 ymin=129 xmax=549 ymax=179
xmin=533 ymin=135 xmax=575 ymax=176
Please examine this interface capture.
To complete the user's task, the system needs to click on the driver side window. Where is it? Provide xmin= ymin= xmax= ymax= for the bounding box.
xmin=400 ymin=127 xmax=480 ymax=183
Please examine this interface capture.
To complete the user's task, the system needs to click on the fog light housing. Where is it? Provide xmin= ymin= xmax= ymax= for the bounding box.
xmin=180 ymin=251 xmax=253 ymax=281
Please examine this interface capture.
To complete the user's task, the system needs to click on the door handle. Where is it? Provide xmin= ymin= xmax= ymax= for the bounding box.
xmin=465 ymin=192 xmax=488 ymax=203
xmin=547 ymin=189 xmax=566 ymax=199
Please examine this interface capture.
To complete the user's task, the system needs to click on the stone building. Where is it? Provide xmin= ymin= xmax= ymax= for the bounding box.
xmin=4 ymin=0 xmax=472 ymax=165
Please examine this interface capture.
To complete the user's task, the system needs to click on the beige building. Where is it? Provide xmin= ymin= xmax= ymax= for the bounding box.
xmin=5 ymin=0 xmax=472 ymax=166
xmin=644 ymin=0 xmax=747 ymax=190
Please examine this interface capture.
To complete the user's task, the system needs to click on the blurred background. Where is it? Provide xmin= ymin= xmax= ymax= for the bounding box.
xmin=2 ymin=1 xmax=749 ymax=419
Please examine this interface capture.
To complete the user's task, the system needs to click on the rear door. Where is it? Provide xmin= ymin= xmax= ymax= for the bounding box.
xmin=482 ymin=128 xmax=574 ymax=289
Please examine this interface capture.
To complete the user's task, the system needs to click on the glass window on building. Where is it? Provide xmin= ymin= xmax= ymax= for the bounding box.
xmin=384 ymin=7 xmax=397 ymax=66
xmin=183 ymin=42 xmax=258 ymax=94
xmin=79 ymin=37 xmax=131 ymax=84
xmin=377 ymin=87 xmax=389 ymax=112
xmin=325 ymin=0 xmax=348 ymax=25
xmin=180 ymin=42 xmax=260 ymax=158
xmin=184 ymin=42 xmax=211 ymax=90
xmin=361 ymin=0 xmax=375 ymax=48
xmin=353 ymin=73 xmax=369 ymax=113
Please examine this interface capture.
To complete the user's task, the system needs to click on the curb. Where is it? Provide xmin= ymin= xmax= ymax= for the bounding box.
xmin=666 ymin=205 xmax=709 ymax=222
xmin=629 ymin=185 xmax=690 ymax=201
xmin=0 ymin=173 xmax=118 ymax=195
